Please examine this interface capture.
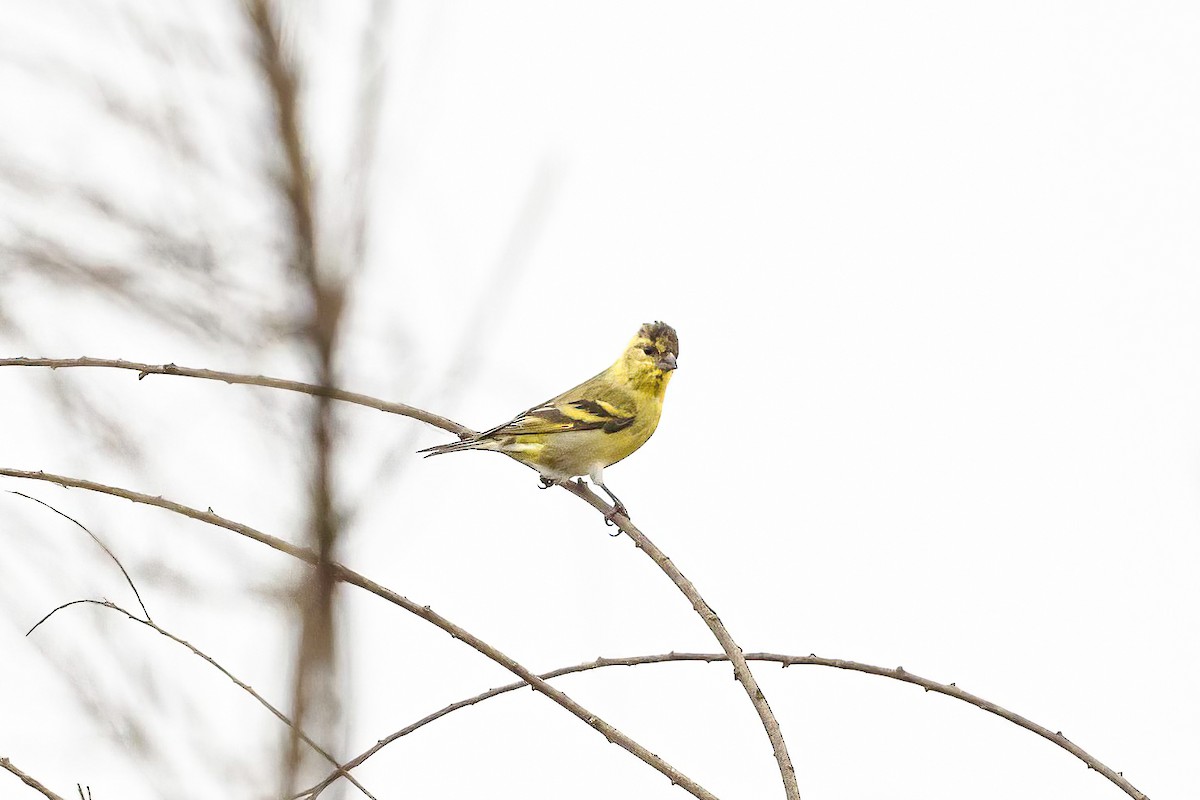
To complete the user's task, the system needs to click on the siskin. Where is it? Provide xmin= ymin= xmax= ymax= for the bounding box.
xmin=419 ymin=321 xmax=679 ymax=521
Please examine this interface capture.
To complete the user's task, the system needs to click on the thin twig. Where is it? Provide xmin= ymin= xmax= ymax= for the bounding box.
xmin=0 ymin=358 xmax=470 ymax=437
xmin=0 ymin=468 xmax=717 ymax=800
xmin=8 ymin=490 xmax=151 ymax=620
xmin=559 ymin=478 xmax=800 ymax=799
xmin=26 ymin=598 xmax=375 ymax=800
xmin=299 ymin=652 xmax=1149 ymax=800
xmin=27 ymin=600 xmax=98 ymax=637
xmin=0 ymin=758 xmax=67 ymax=800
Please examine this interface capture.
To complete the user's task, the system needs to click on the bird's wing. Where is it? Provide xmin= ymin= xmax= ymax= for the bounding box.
xmin=481 ymin=390 xmax=637 ymax=439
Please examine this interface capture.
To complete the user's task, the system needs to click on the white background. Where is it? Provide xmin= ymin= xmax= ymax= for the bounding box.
xmin=1 ymin=2 xmax=1197 ymax=799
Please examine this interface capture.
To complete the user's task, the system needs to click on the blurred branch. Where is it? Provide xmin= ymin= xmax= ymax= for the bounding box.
xmin=246 ymin=0 xmax=321 ymax=290
xmin=302 ymin=652 xmax=1149 ymax=800
xmin=0 ymin=14 xmax=220 ymax=174
xmin=1 ymin=237 xmax=241 ymax=343
xmin=0 ymin=758 xmax=67 ymax=800
xmin=245 ymin=0 xmax=342 ymax=786
xmin=347 ymin=160 xmax=560 ymax=521
xmin=14 ymin=348 xmax=146 ymax=461
xmin=26 ymin=599 xmax=375 ymax=800
xmin=0 ymin=7 xmax=268 ymax=354
xmin=346 ymin=0 xmax=393 ymax=272
xmin=0 ymin=467 xmax=717 ymax=800
xmin=96 ymin=86 xmax=206 ymax=168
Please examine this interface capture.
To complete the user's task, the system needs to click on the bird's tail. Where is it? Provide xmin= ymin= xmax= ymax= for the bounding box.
xmin=417 ymin=436 xmax=484 ymax=457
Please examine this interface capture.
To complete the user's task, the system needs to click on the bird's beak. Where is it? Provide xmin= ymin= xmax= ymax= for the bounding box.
xmin=657 ymin=353 xmax=678 ymax=372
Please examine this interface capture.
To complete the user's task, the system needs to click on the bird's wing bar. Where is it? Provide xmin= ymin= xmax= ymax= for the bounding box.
xmin=483 ymin=398 xmax=635 ymax=437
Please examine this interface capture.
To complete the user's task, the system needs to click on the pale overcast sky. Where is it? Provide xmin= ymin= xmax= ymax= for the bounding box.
xmin=2 ymin=3 xmax=1198 ymax=799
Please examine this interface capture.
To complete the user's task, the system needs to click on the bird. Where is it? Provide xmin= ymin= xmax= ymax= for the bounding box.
xmin=418 ymin=321 xmax=679 ymax=522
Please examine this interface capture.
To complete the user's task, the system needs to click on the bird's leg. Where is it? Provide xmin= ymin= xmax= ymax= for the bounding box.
xmin=596 ymin=482 xmax=629 ymax=526
xmin=585 ymin=466 xmax=629 ymax=528
xmin=537 ymin=475 xmax=559 ymax=490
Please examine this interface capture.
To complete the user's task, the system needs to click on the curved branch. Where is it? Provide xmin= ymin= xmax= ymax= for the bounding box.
xmin=559 ymin=479 xmax=799 ymax=798
xmin=0 ymin=468 xmax=716 ymax=800
xmin=300 ymin=652 xmax=1149 ymax=800
xmin=0 ymin=360 xmax=1155 ymax=800
xmin=0 ymin=358 xmax=472 ymax=437
xmin=8 ymin=490 xmax=151 ymax=620
xmin=26 ymin=599 xmax=375 ymax=800
xmin=0 ymin=357 xmax=799 ymax=796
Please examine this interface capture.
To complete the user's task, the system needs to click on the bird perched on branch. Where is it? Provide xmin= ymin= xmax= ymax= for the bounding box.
xmin=419 ymin=321 xmax=679 ymax=522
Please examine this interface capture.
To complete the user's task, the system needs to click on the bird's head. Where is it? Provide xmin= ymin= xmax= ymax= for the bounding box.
xmin=620 ymin=320 xmax=679 ymax=388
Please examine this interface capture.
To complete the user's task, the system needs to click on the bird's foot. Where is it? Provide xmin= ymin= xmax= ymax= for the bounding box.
xmin=603 ymin=502 xmax=629 ymax=528
xmin=537 ymin=476 xmax=557 ymax=490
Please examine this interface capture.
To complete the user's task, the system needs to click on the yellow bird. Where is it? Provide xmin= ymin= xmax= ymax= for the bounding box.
xmin=419 ymin=321 xmax=679 ymax=521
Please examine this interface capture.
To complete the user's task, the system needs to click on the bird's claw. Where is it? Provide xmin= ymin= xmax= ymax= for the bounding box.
xmin=537 ymin=476 xmax=556 ymax=490
xmin=603 ymin=504 xmax=629 ymax=527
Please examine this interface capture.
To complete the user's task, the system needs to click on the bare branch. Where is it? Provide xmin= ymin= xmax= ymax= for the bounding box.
xmin=558 ymin=478 xmax=800 ymax=798
xmin=0 ymin=758 xmax=67 ymax=800
xmin=300 ymin=652 xmax=1150 ymax=800
xmin=26 ymin=600 xmax=101 ymax=638
xmin=8 ymin=491 xmax=151 ymax=621
xmin=1 ymin=362 xmax=1156 ymax=800
xmin=2 ymin=356 xmax=799 ymax=795
xmin=0 ymin=468 xmax=717 ymax=800
xmin=0 ymin=358 xmax=470 ymax=437
xmin=26 ymin=599 xmax=375 ymax=800
xmin=0 ymin=355 xmax=801 ymax=794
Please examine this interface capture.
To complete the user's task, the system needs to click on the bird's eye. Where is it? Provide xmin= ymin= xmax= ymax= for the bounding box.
xmin=642 ymin=346 xmax=656 ymax=356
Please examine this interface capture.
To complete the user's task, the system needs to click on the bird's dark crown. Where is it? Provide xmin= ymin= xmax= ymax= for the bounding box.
xmin=638 ymin=321 xmax=679 ymax=357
